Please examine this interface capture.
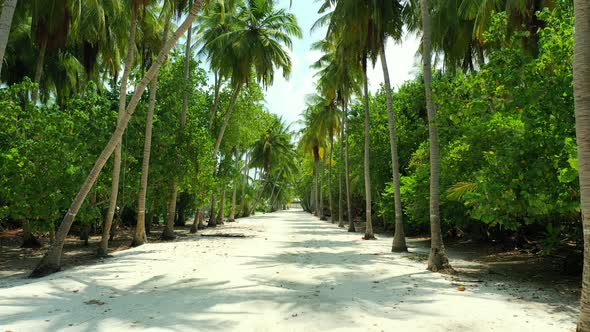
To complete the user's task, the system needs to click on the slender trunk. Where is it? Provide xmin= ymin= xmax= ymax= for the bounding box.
xmin=162 ymin=182 xmax=178 ymax=240
xmin=31 ymin=36 xmax=47 ymax=103
xmin=229 ymin=150 xmax=239 ymax=221
xmin=313 ymin=159 xmax=319 ymax=217
xmin=328 ymin=131 xmax=336 ymax=221
xmin=344 ymin=99 xmax=355 ymax=232
xmin=319 ymin=155 xmax=325 ymax=220
xmin=98 ymin=6 xmax=137 ymax=257
xmin=30 ymin=1 xmax=205 ymax=278
xmin=132 ymin=75 xmax=158 ymax=247
xmin=362 ymin=58 xmax=375 ymax=240
xmin=212 ymin=85 xmax=241 ymax=161
xmin=217 ymin=186 xmax=226 ymax=224
xmin=574 ymin=0 xmax=590 ymax=330
xmin=338 ymin=99 xmax=345 ymax=228
xmin=190 ymin=208 xmax=201 ymax=233
xmin=0 ymin=0 xmax=17 ymax=78
xmin=209 ymin=71 xmax=222 ymax=129
xmin=239 ymin=152 xmax=249 ymax=217
xmin=380 ymin=47 xmax=407 ymax=252
xmin=421 ymin=0 xmax=451 ymax=272
xmin=162 ymin=20 xmax=193 ymax=239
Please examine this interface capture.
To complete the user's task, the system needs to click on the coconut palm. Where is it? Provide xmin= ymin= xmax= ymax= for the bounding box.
xmin=30 ymin=0 xmax=206 ymax=278
xmin=574 ymin=0 xmax=590 ymax=330
xmin=420 ymin=0 xmax=452 ymax=272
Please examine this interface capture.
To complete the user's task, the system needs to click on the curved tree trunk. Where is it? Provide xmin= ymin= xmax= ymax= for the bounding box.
xmin=98 ymin=6 xmax=137 ymax=257
xmin=574 ymin=0 xmax=590 ymax=330
xmin=328 ymin=133 xmax=334 ymax=223
xmin=0 ymin=0 xmax=17 ymax=78
xmin=420 ymin=0 xmax=452 ymax=272
xmin=344 ymin=99 xmax=355 ymax=232
xmin=380 ymin=48 xmax=407 ymax=252
xmin=209 ymin=71 xmax=222 ymax=129
xmin=132 ymin=75 xmax=158 ymax=247
xmin=212 ymin=86 xmax=242 ymax=161
xmin=29 ymin=1 xmax=205 ymax=278
xmin=362 ymin=58 xmax=375 ymax=240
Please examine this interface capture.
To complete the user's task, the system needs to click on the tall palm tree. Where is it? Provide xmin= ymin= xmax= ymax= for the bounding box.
xmin=574 ymin=0 xmax=590 ymax=330
xmin=97 ymin=0 xmax=139 ymax=257
xmin=30 ymin=0 xmax=206 ymax=278
xmin=0 ymin=0 xmax=18 ymax=77
xmin=133 ymin=6 xmax=172 ymax=247
xmin=420 ymin=0 xmax=452 ymax=272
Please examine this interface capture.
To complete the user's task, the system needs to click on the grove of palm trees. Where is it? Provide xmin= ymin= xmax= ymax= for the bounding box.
xmin=1 ymin=0 xmax=590 ymax=331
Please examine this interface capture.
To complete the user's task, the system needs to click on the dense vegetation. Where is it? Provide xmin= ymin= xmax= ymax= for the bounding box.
xmin=1 ymin=0 xmax=590 ymax=330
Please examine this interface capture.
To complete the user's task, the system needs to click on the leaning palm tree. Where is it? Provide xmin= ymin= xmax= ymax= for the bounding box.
xmin=30 ymin=0 xmax=206 ymax=278
xmin=574 ymin=0 xmax=590 ymax=330
xmin=419 ymin=0 xmax=452 ymax=272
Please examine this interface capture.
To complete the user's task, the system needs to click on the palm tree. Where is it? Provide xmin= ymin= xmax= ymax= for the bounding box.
xmin=420 ymin=0 xmax=452 ymax=272
xmin=205 ymin=0 xmax=301 ymax=165
xmin=299 ymin=105 xmax=328 ymax=218
xmin=97 ymin=0 xmax=139 ymax=257
xmin=30 ymin=0 xmax=206 ymax=278
xmin=307 ymin=93 xmax=340 ymax=222
xmin=0 ymin=0 xmax=18 ymax=77
xmin=574 ymin=0 xmax=590 ymax=330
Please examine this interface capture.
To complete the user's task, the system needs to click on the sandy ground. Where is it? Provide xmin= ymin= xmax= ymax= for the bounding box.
xmin=0 ymin=210 xmax=578 ymax=331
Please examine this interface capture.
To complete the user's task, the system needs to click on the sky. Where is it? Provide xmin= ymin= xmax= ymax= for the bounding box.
xmin=264 ymin=0 xmax=422 ymax=130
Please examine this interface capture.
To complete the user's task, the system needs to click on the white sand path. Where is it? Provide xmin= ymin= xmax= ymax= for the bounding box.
xmin=0 ymin=210 xmax=578 ymax=331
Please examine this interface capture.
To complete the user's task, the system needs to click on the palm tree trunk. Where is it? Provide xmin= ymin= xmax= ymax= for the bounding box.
xmin=132 ymin=74 xmax=158 ymax=247
xmin=420 ymin=0 xmax=451 ymax=272
xmin=162 ymin=183 xmax=178 ymax=240
xmin=239 ymin=152 xmax=249 ymax=217
xmin=319 ymin=155 xmax=325 ymax=220
xmin=229 ymin=150 xmax=239 ymax=221
xmin=190 ymin=208 xmax=201 ymax=233
xmin=344 ymin=99 xmax=355 ymax=232
xmin=0 ymin=0 xmax=17 ymax=78
xmin=574 ymin=0 xmax=590 ymax=330
xmin=328 ymin=133 xmax=334 ymax=223
xmin=313 ymin=158 xmax=319 ymax=217
xmin=338 ymin=103 xmax=344 ymax=228
xmin=212 ymin=85 xmax=242 ymax=160
xmin=98 ymin=6 xmax=137 ymax=257
xmin=209 ymin=71 xmax=222 ymax=129
xmin=31 ymin=36 xmax=47 ymax=103
xmin=361 ymin=58 xmax=375 ymax=240
xmin=380 ymin=47 xmax=407 ymax=252
xmin=30 ymin=1 xmax=206 ymax=278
